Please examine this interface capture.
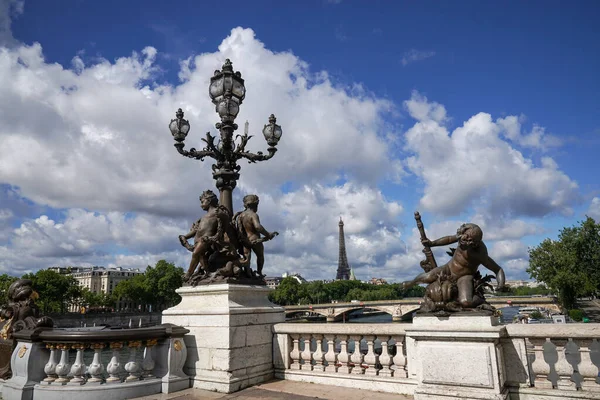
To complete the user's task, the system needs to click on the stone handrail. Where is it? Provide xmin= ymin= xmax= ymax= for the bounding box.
xmin=504 ymin=323 xmax=600 ymax=395
xmin=272 ymin=323 xmax=416 ymax=396
xmin=2 ymin=323 xmax=191 ymax=400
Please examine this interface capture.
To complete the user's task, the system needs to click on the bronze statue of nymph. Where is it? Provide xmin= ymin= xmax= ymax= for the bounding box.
xmin=403 ymin=214 xmax=506 ymax=313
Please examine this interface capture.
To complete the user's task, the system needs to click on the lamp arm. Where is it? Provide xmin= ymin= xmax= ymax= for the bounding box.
xmin=174 ymin=143 xmax=216 ymax=161
xmin=237 ymin=147 xmax=277 ymax=163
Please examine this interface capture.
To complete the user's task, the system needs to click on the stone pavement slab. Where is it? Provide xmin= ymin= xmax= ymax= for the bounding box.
xmin=130 ymin=379 xmax=413 ymax=400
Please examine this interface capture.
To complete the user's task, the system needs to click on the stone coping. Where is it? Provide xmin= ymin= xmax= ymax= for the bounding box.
xmin=505 ymin=322 xmax=600 ymax=339
xmin=273 ymin=322 xmax=408 ymax=335
xmin=12 ymin=323 xmax=189 ymax=343
xmin=176 ymin=284 xmax=271 ymax=294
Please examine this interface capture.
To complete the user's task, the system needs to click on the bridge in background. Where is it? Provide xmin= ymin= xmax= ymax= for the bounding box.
xmin=283 ymin=296 xmax=561 ymax=322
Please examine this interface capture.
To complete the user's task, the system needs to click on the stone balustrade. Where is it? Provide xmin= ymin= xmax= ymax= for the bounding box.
xmin=504 ymin=323 xmax=600 ymax=399
xmin=272 ymin=323 xmax=416 ymax=396
xmin=274 ymin=320 xmax=600 ymax=400
xmin=1 ymin=323 xmax=191 ymax=400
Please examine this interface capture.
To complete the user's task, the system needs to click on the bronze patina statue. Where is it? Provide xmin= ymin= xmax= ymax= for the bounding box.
xmin=233 ymin=195 xmax=278 ymax=278
xmin=403 ymin=213 xmax=506 ymax=314
xmin=179 ymin=191 xmax=278 ymax=285
xmin=0 ymin=279 xmax=54 ymax=379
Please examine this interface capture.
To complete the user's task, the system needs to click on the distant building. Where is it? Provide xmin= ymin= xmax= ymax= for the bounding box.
xmin=59 ymin=266 xmax=142 ymax=311
xmin=282 ymin=272 xmax=307 ymax=284
xmin=505 ymin=280 xmax=541 ymax=288
xmin=336 ymin=217 xmax=351 ymax=280
xmin=349 ymin=268 xmax=357 ymax=281
xmin=265 ymin=276 xmax=283 ymax=289
xmin=266 ymin=273 xmax=307 ymax=289
xmin=369 ymin=277 xmax=388 ymax=285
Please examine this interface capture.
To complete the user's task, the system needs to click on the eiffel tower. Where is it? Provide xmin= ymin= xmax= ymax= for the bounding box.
xmin=336 ymin=217 xmax=351 ymax=280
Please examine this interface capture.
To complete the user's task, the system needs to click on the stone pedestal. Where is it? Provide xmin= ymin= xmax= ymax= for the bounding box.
xmin=405 ymin=315 xmax=509 ymax=400
xmin=161 ymin=284 xmax=284 ymax=393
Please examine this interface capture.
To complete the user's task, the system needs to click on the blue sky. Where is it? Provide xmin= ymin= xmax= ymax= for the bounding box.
xmin=0 ymin=0 xmax=598 ymax=282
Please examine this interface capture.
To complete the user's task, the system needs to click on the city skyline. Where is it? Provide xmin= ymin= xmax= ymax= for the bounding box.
xmin=0 ymin=0 xmax=599 ymax=282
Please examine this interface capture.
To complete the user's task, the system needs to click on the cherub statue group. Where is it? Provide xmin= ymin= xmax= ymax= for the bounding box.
xmin=179 ymin=190 xmax=278 ymax=286
xmin=402 ymin=213 xmax=506 ymax=314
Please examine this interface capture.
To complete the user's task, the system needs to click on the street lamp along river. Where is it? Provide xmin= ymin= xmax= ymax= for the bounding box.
xmin=169 ymin=59 xmax=282 ymax=286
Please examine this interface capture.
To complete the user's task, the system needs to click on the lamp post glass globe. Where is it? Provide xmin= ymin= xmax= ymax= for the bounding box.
xmin=209 ymin=59 xmax=246 ymax=122
xmin=262 ymin=114 xmax=283 ymax=147
xmin=169 ymin=108 xmax=190 ymax=142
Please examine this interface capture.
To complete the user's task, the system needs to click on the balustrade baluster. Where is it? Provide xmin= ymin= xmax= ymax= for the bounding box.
xmin=573 ymin=338 xmax=599 ymax=391
xmin=350 ymin=335 xmax=364 ymax=375
xmin=142 ymin=339 xmax=158 ymax=378
xmin=378 ymin=336 xmax=393 ymax=377
xmin=68 ymin=343 xmax=86 ymax=385
xmin=87 ymin=343 xmax=106 ymax=384
xmin=552 ymin=338 xmax=576 ymax=390
xmin=106 ymin=342 xmax=124 ymax=383
xmin=313 ymin=334 xmax=325 ymax=372
xmin=391 ymin=336 xmax=408 ymax=378
xmin=324 ymin=335 xmax=337 ymax=373
xmin=125 ymin=340 xmax=143 ymax=381
xmin=289 ymin=334 xmax=301 ymax=370
xmin=338 ymin=335 xmax=351 ymax=374
xmin=301 ymin=335 xmax=313 ymax=370
xmin=42 ymin=343 xmax=58 ymax=384
xmin=54 ymin=344 xmax=72 ymax=385
xmin=363 ymin=335 xmax=379 ymax=376
xmin=530 ymin=338 xmax=552 ymax=389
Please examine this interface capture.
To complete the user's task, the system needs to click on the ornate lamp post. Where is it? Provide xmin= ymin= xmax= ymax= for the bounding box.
xmin=169 ymin=59 xmax=283 ymax=214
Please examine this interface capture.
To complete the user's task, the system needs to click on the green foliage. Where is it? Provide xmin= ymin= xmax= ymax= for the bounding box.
xmin=569 ymin=309 xmax=584 ymax=322
xmin=80 ymin=288 xmax=114 ymax=309
xmin=528 ymin=217 xmax=600 ymax=309
xmin=529 ymin=311 xmax=544 ymax=320
xmin=22 ymin=269 xmax=82 ymax=314
xmin=493 ymin=285 xmax=554 ymax=297
xmin=112 ymin=260 xmax=184 ymax=309
xmin=268 ymin=279 xmax=427 ymax=306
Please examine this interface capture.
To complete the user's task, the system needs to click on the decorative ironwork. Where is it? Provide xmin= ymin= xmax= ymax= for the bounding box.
xmin=171 ymin=59 xmax=282 ymax=286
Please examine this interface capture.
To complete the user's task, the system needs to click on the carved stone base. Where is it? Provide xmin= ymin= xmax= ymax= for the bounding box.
xmin=185 ymin=275 xmax=266 ymax=287
xmin=406 ymin=315 xmax=508 ymax=400
xmin=161 ymin=284 xmax=284 ymax=393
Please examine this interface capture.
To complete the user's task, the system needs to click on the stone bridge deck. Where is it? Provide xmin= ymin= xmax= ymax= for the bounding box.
xmin=132 ymin=379 xmax=411 ymax=400
xmin=284 ymin=296 xmax=560 ymax=322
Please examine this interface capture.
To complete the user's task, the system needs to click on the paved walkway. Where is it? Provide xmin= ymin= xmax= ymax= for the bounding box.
xmin=132 ymin=380 xmax=412 ymax=400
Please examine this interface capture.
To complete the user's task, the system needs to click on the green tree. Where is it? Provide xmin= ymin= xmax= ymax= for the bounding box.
xmin=112 ymin=260 xmax=184 ymax=310
xmin=144 ymin=260 xmax=184 ymax=309
xmin=22 ymin=270 xmax=82 ymax=313
xmin=528 ymin=217 xmax=600 ymax=310
xmin=269 ymin=277 xmax=306 ymax=305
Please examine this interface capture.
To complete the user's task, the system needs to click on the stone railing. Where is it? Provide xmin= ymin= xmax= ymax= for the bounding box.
xmin=274 ymin=320 xmax=600 ymax=400
xmin=505 ymin=323 xmax=600 ymax=399
xmin=272 ymin=323 xmax=417 ymax=395
xmin=2 ymin=323 xmax=190 ymax=400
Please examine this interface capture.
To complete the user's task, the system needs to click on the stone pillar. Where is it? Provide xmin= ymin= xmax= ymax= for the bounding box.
xmin=1 ymin=340 xmax=48 ymax=400
xmin=406 ymin=315 xmax=509 ymax=400
xmin=162 ymin=284 xmax=285 ymax=393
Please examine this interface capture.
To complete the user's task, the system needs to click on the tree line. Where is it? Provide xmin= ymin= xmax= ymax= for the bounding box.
xmin=0 ymin=260 xmax=183 ymax=314
xmin=268 ymin=278 xmax=426 ymax=306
